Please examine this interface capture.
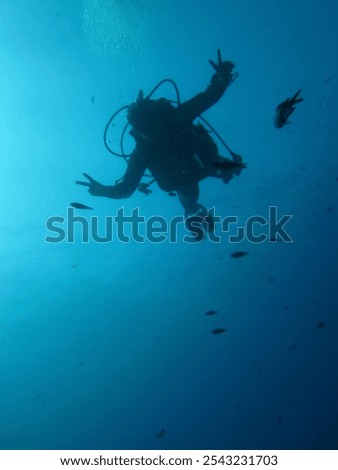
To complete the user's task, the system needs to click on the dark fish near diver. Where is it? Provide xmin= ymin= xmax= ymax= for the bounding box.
xmin=274 ymin=89 xmax=303 ymax=128
xmin=212 ymin=328 xmax=227 ymax=335
xmin=156 ymin=429 xmax=165 ymax=438
xmin=70 ymin=202 xmax=94 ymax=210
xmin=205 ymin=310 xmax=218 ymax=316
xmin=230 ymin=251 xmax=249 ymax=258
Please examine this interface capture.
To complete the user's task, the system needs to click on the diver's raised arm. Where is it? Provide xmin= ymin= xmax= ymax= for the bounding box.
xmin=178 ymin=49 xmax=236 ymax=122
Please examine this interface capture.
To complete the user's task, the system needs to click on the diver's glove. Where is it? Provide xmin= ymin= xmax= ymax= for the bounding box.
xmin=211 ymin=158 xmax=247 ymax=171
xmin=210 ymin=155 xmax=247 ymax=184
xmin=76 ymin=173 xmax=112 ymax=197
xmin=274 ymin=89 xmax=303 ymax=128
xmin=209 ymin=49 xmax=235 ymax=88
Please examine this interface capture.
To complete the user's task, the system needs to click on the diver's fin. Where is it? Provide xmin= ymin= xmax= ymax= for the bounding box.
xmin=291 ymin=89 xmax=303 ymax=104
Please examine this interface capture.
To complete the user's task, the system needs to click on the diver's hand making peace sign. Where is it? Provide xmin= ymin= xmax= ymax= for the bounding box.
xmin=76 ymin=173 xmax=110 ymax=197
xmin=209 ymin=49 xmax=235 ymax=87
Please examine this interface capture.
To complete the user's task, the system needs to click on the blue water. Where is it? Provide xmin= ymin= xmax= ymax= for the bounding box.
xmin=1 ymin=0 xmax=337 ymax=450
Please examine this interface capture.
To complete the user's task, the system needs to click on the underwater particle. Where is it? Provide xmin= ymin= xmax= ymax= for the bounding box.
xmin=205 ymin=310 xmax=218 ymax=316
xmin=230 ymin=251 xmax=249 ymax=258
xmin=91 ymin=96 xmax=95 ymax=104
xmin=325 ymin=77 xmax=334 ymax=83
xmin=327 ymin=207 xmax=333 ymax=213
xmin=212 ymin=328 xmax=227 ymax=335
xmin=299 ymin=166 xmax=308 ymax=170
xmin=277 ymin=416 xmax=283 ymax=425
xmin=283 ymin=306 xmax=289 ymax=311
xmin=156 ymin=429 xmax=165 ymax=438
xmin=335 ymin=177 xmax=338 ymax=182
xmin=70 ymin=202 xmax=94 ymax=210
xmin=289 ymin=343 xmax=300 ymax=350
xmin=36 ymin=395 xmax=46 ymax=404
xmin=316 ymin=321 xmax=326 ymax=328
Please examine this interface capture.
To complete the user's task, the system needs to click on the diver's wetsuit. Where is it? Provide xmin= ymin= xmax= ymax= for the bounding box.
xmin=106 ymin=77 xmax=230 ymax=218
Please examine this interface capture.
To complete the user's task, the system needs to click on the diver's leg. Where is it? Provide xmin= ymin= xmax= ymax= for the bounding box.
xmin=177 ymin=182 xmax=214 ymax=237
xmin=177 ymin=182 xmax=200 ymax=216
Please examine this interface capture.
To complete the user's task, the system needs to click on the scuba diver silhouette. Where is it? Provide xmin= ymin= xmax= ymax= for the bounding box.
xmin=76 ymin=49 xmax=246 ymax=238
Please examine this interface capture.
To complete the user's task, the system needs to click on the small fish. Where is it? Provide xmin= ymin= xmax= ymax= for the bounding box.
xmin=156 ymin=429 xmax=165 ymax=438
xmin=316 ymin=321 xmax=326 ymax=328
xmin=230 ymin=251 xmax=248 ymax=258
xmin=325 ymin=77 xmax=333 ymax=83
xmin=274 ymin=90 xmax=303 ymax=128
xmin=205 ymin=310 xmax=218 ymax=316
xmin=289 ymin=343 xmax=299 ymax=350
xmin=212 ymin=328 xmax=227 ymax=335
xmin=91 ymin=96 xmax=95 ymax=104
xmin=168 ymin=191 xmax=176 ymax=197
xmin=283 ymin=306 xmax=289 ymax=311
xmin=70 ymin=202 xmax=94 ymax=210
xmin=327 ymin=207 xmax=333 ymax=213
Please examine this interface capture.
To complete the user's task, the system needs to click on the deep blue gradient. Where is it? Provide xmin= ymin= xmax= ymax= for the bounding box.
xmin=1 ymin=0 xmax=337 ymax=450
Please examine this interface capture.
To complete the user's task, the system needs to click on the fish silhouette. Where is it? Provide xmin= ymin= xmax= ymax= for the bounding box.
xmin=274 ymin=90 xmax=303 ymax=128
xmin=70 ymin=202 xmax=94 ymax=210
xmin=205 ymin=310 xmax=218 ymax=316
xmin=230 ymin=251 xmax=248 ymax=258
xmin=212 ymin=328 xmax=227 ymax=335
